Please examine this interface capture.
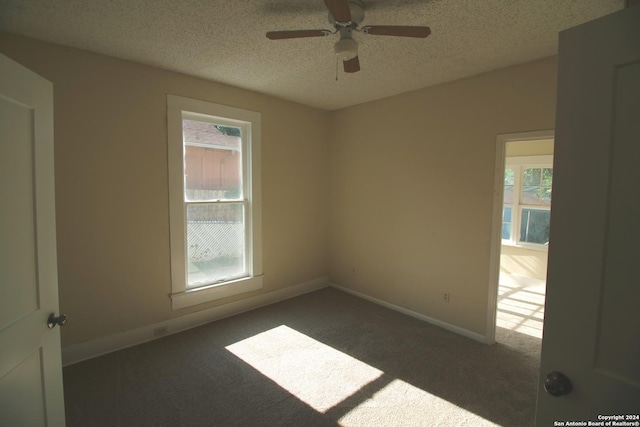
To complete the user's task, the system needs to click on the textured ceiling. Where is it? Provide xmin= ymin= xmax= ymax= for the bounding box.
xmin=0 ymin=0 xmax=624 ymax=110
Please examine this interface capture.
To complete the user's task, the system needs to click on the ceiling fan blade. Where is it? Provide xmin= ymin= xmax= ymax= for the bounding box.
xmin=343 ymin=56 xmax=360 ymax=73
xmin=363 ymin=25 xmax=431 ymax=38
xmin=266 ymin=30 xmax=331 ymax=40
xmin=324 ymin=0 xmax=351 ymax=22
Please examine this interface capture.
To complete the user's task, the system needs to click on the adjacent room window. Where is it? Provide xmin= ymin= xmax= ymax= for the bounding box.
xmin=502 ymin=156 xmax=552 ymax=249
xmin=167 ymin=95 xmax=262 ymax=310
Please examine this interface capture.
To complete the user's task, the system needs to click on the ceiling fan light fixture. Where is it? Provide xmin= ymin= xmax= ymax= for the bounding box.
xmin=333 ymin=38 xmax=358 ymax=61
xmin=266 ymin=0 xmax=431 ymax=73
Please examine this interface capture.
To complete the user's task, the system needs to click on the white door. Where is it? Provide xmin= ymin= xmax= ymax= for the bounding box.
xmin=0 ymin=54 xmax=66 ymax=426
xmin=536 ymin=6 xmax=640 ymax=425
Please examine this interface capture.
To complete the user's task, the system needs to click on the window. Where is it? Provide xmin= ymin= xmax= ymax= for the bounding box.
xmin=502 ymin=156 xmax=552 ymax=249
xmin=168 ymin=95 xmax=262 ymax=310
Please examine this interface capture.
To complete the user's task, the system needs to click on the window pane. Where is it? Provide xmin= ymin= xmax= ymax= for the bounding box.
xmin=186 ymin=203 xmax=246 ymax=287
xmin=503 ymin=206 xmax=512 ymax=223
xmin=504 ymin=168 xmax=515 ymax=186
xmin=502 ymin=206 xmax=512 ymax=240
xmin=542 ymin=168 xmax=553 ymax=186
xmin=502 ymin=223 xmax=511 ymax=240
xmin=523 ymin=168 xmax=542 ymax=186
xmin=522 ymin=186 xmax=542 ymax=204
xmin=522 ymin=185 xmax=552 ymax=206
xmin=520 ymin=208 xmax=550 ymax=244
xmin=503 ymin=185 xmax=514 ymax=204
xmin=183 ymin=119 xmax=242 ymax=201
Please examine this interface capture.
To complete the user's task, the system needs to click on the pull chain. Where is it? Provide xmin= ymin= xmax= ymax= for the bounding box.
xmin=335 ymin=57 xmax=339 ymax=81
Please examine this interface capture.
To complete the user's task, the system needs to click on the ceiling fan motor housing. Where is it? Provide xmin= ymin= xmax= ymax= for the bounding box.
xmin=266 ymin=0 xmax=430 ymax=74
xmin=334 ymin=38 xmax=358 ymax=61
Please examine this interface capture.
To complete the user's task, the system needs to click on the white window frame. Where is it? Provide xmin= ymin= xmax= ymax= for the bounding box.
xmin=167 ymin=95 xmax=262 ymax=310
xmin=502 ymin=155 xmax=553 ymax=251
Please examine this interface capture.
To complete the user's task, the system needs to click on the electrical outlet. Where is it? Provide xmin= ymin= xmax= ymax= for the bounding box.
xmin=153 ymin=326 xmax=169 ymax=337
xmin=443 ymin=292 xmax=450 ymax=303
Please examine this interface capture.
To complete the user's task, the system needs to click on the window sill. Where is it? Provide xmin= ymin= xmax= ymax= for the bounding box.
xmin=171 ymin=275 xmax=263 ymax=310
xmin=501 ymin=241 xmax=549 ymax=252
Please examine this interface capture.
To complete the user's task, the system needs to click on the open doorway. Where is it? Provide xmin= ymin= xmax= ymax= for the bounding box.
xmin=487 ymin=130 xmax=554 ymax=345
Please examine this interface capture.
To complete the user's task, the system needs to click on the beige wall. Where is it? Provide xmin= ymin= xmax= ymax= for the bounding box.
xmin=500 ymin=245 xmax=548 ymax=281
xmin=328 ymin=57 xmax=558 ymax=336
xmin=0 ymin=32 xmax=559 ymax=344
xmin=501 ymin=138 xmax=554 ymax=280
xmin=0 ymin=33 xmax=330 ymax=346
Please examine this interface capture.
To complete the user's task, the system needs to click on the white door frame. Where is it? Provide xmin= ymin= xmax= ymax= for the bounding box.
xmin=486 ymin=129 xmax=555 ymax=344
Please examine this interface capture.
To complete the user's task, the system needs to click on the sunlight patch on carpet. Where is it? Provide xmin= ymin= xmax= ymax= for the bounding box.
xmin=338 ymin=379 xmax=498 ymax=426
xmin=498 ymin=274 xmax=546 ymax=338
xmin=226 ymin=325 xmax=497 ymax=426
xmin=226 ymin=325 xmax=383 ymax=412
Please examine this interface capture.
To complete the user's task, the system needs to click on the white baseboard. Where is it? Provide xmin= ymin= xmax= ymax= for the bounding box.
xmin=62 ymin=277 xmax=329 ymax=366
xmin=329 ymin=283 xmax=489 ymax=344
xmin=63 ymin=278 xmax=490 ymax=366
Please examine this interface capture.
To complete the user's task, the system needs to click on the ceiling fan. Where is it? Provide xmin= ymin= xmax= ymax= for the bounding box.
xmin=266 ymin=0 xmax=431 ymax=73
